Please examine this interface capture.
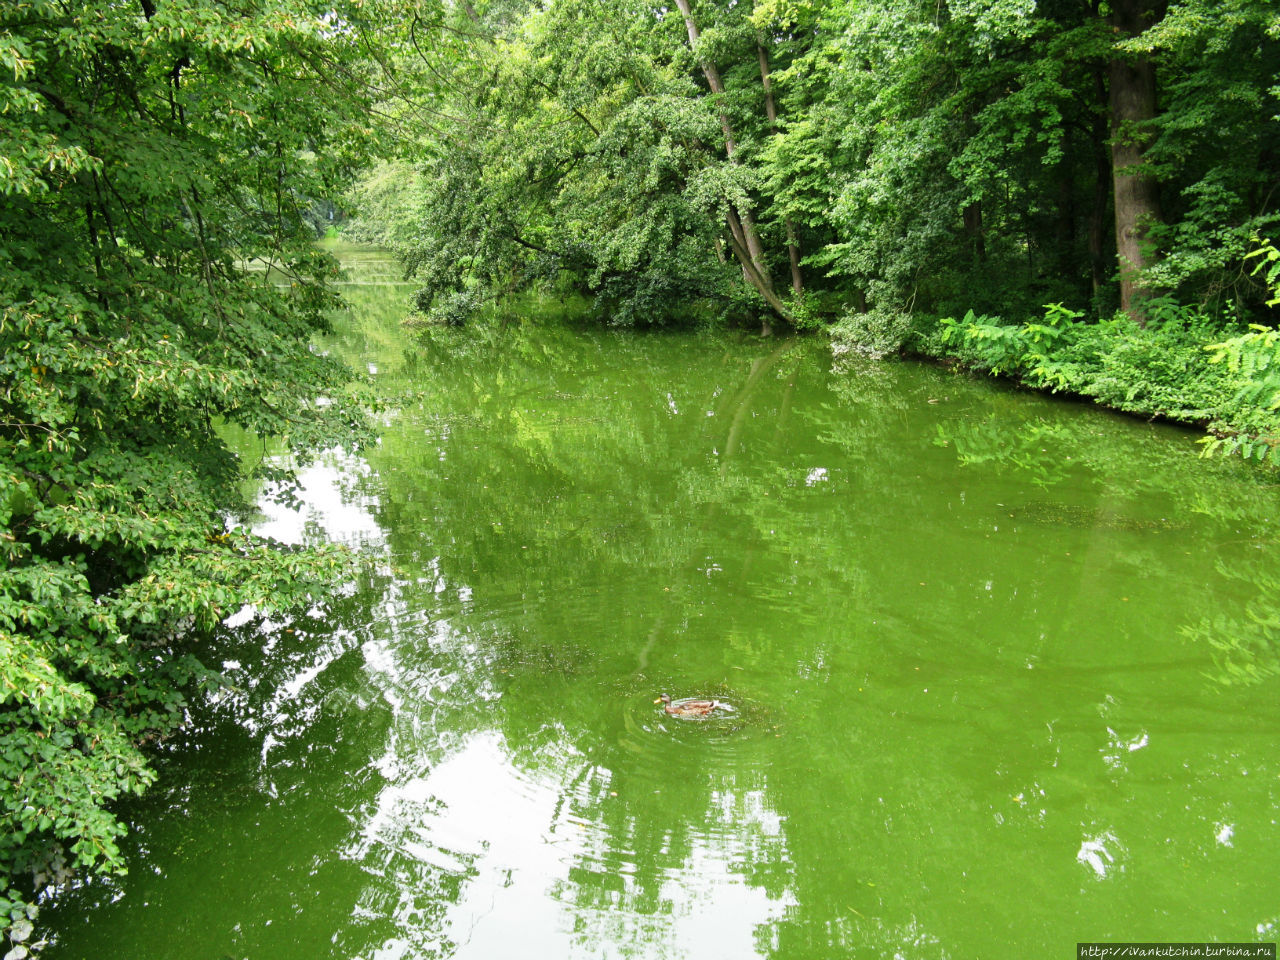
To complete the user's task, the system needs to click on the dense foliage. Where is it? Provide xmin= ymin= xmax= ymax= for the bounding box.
xmin=917 ymin=239 xmax=1280 ymax=459
xmin=350 ymin=0 xmax=1279 ymax=319
xmin=350 ymin=0 xmax=819 ymax=329
xmin=345 ymin=0 xmax=1280 ymax=447
xmin=4 ymin=0 xmax=1280 ymax=945
xmin=0 ymin=0 xmax=379 ymax=947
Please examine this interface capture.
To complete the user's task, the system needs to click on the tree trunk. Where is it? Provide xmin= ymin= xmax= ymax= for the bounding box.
xmin=673 ymin=0 xmax=787 ymax=323
xmin=1088 ymin=67 xmax=1113 ymax=300
xmin=757 ymin=41 xmax=803 ymax=296
xmin=726 ymin=208 xmax=792 ymax=319
xmin=1108 ymin=0 xmax=1166 ymax=324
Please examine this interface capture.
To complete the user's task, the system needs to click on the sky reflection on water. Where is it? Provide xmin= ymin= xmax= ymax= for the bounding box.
xmin=41 ymin=252 xmax=1280 ymax=960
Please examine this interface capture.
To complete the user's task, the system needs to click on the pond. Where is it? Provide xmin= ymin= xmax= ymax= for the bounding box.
xmin=44 ymin=249 xmax=1280 ymax=958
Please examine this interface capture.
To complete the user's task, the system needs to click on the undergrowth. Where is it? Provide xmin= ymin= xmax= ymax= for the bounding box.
xmin=908 ymin=300 xmax=1280 ymax=462
xmin=858 ymin=240 xmax=1280 ymax=464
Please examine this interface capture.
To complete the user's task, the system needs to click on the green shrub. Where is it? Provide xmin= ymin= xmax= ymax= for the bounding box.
xmin=929 ymin=298 xmax=1280 ymax=456
xmin=431 ymin=290 xmax=483 ymax=327
xmin=832 ymin=304 xmax=915 ymax=359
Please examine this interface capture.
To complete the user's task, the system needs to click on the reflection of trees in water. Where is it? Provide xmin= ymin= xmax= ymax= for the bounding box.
xmin=548 ymin=769 xmax=791 ymax=958
xmin=334 ymin=322 xmax=818 ymax=953
xmin=313 ymin=600 xmax=796 ymax=957
xmin=347 ymin=325 xmax=972 ymax=956
xmin=926 ymin=388 xmax=1280 ymax=688
xmin=1185 ymin=560 xmax=1280 ymax=686
xmin=258 ymin=318 xmax=1280 ymax=958
xmin=364 ymin=325 xmax=851 ymax=626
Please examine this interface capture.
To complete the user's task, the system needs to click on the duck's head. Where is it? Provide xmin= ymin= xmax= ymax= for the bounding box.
xmin=654 ymin=694 xmax=672 ymax=705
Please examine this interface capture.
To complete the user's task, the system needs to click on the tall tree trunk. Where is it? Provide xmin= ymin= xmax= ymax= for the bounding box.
xmin=1089 ymin=67 xmax=1112 ymax=300
xmin=1108 ymin=0 xmax=1166 ymax=324
xmin=726 ymin=208 xmax=791 ymax=319
xmin=757 ymin=41 xmax=803 ymax=297
xmin=672 ymin=0 xmax=786 ymax=324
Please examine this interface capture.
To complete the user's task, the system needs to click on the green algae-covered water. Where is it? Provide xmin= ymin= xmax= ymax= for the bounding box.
xmin=44 ymin=251 xmax=1280 ymax=958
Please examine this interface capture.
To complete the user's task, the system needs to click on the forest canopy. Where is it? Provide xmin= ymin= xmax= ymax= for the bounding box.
xmin=343 ymin=0 xmax=1280 ymax=449
xmin=352 ymin=0 xmax=1279 ymax=332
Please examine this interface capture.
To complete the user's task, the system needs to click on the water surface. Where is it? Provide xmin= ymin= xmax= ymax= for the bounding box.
xmin=45 ymin=250 xmax=1280 ymax=958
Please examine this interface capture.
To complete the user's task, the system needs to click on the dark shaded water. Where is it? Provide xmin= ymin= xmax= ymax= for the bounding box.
xmin=44 ymin=250 xmax=1280 ymax=958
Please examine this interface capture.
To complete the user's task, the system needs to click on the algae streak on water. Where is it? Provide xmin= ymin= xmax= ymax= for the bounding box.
xmin=43 ymin=249 xmax=1280 ymax=959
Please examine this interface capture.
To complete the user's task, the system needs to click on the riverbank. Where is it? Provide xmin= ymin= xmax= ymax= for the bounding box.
xmin=833 ymin=302 xmax=1280 ymax=465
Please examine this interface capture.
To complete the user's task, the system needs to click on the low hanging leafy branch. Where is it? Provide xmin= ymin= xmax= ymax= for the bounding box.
xmin=0 ymin=0 xmax=384 ymax=945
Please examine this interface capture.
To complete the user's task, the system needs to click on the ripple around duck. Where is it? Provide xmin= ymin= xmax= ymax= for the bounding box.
xmin=614 ymin=686 xmax=779 ymax=777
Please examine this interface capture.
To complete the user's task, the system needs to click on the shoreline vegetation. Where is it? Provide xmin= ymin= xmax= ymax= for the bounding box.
xmin=335 ymin=0 xmax=1279 ymax=463
xmin=887 ymin=283 xmax=1280 ymax=462
xmin=376 ymin=239 xmax=1280 ymax=465
xmin=329 ymin=227 xmax=1280 ymax=463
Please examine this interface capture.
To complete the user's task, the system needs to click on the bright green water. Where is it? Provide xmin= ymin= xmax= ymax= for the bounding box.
xmin=45 ymin=250 xmax=1280 ymax=958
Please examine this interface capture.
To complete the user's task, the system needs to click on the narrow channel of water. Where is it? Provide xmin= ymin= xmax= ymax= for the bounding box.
xmin=44 ymin=250 xmax=1280 ymax=958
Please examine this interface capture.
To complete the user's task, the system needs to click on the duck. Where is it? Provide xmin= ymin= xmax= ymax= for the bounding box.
xmin=656 ymin=693 xmax=734 ymax=718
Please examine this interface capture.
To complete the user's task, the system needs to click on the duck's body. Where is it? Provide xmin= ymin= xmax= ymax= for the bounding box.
xmin=657 ymin=693 xmax=734 ymax=718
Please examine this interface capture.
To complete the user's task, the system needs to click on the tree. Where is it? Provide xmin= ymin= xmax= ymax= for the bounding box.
xmin=0 ymin=0 xmax=379 ymax=938
xmin=672 ymin=0 xmax=790 ymax=326
xmin=349 ymin=0 xmax=1279 ymax=338
xmin=1136 ymin=0 xmax=1280 ymax=314
xmin=1109 ymin=0 xmax=1168 ymax=322
xmin=384 ymin=0 xmax=815 ymax=330
xmin=757 ymin=0 xmax=1278 ymax=332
